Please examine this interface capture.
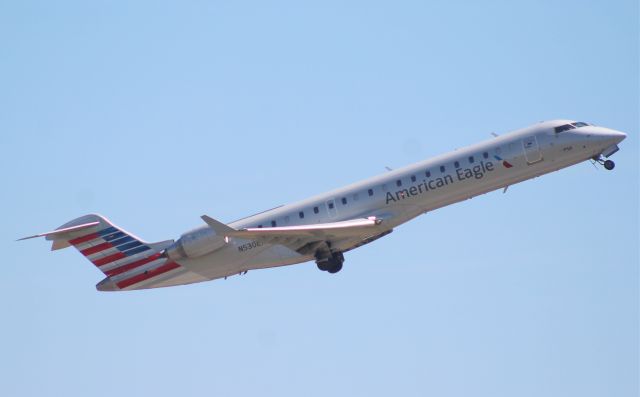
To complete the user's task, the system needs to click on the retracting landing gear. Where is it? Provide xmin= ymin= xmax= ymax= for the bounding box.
xmin=316 ymin=251 xmax=344 ymax=274
xmin=592 ymin=155 xmax=616 ymax=171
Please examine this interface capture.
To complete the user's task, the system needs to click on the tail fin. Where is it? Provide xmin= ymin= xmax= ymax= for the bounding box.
xmin=21 ymin=214 xmax=179 ymax=291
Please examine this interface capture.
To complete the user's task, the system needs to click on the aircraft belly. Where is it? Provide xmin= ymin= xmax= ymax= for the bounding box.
xmin=174 ymin=242 xmax=306 ymax=281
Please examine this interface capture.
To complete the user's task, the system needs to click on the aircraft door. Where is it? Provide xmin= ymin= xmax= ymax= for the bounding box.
xmin=325 ymin=199 xmax=338 ymax=219
xmin=522 ymin=136 xmax=543 ymax=164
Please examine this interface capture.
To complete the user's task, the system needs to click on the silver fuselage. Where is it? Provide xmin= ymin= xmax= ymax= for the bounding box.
xmin=152 ymin=120 xmax=626 ymax=287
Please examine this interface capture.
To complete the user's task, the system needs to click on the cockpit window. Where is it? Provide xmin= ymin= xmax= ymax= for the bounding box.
xmin=572 ymin=121 xmax=589 ymax=128
xmin=554 ymin=124 xmax=576 ymax=133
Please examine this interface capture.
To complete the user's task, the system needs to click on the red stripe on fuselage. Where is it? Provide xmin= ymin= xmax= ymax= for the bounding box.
xmin=116 ymin=262 xmax=180 ymax=289
xmin=81 ymin=241 xmax=113 ymax=256
xmin=69 ymin=232 xmax=101 ymax=245
xmin=93 ymin=252 xmax=127 ymax=266
xmin=105 ymin=253 xmax=163 ymax=277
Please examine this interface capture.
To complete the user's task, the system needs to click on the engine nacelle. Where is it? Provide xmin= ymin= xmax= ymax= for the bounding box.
xmin=164 ymin=227 xmax=227 ymax=261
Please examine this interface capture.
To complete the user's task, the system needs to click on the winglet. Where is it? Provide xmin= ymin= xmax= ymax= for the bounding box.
xmin=200 ymin=215 xmax=236 ymax=235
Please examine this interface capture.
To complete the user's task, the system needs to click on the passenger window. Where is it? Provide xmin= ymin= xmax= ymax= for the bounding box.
xmin=454 ymin=161 xmax=460 ymax=168
xmin=425 ymin=170 xmax=431 ymax=178
xmin=341 ymin=197 xmax=347 ymax=205
xmin=440 ymin=165 xmax=445 ymax=173
xmin=271 ymin=221 xmax=277 ymax=227
xmin=313 ymin=206 xmax=319 ymax=214
xmin=411 ymin=175 xmax=416 ymax=182
xmin=258 ymin=225 xmax=263 ymax=228
xmin=483 ymin=152 xmax=489 ymax=159
xmin=328 ymin=202 xmax=335 ymax=209
xmin=396 ymin=180 xmax=402 ymax=187
xmin=468 ymin=156 xmax=474 ymax=163
xmin=368 ymin=189 xmax=374 ymax=196
xmin=299 ymin=211 xmax=304 ymax=219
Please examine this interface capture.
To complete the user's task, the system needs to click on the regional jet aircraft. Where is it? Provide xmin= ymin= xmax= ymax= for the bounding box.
xmin=20 ymin=120 xmax=627 ymax=291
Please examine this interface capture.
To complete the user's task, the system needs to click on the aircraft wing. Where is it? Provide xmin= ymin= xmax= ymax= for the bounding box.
xmin=201 ymin=215 xmax=386 ymax=253
xmin=228 ymin=217 xmax=382 ymax=239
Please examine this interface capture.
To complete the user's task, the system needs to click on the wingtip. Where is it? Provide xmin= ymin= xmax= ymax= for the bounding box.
xmin=200 ymin=215 xmax=236 ymax=233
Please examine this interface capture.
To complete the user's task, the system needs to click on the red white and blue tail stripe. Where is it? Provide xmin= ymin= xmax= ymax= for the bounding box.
xmin=20 ymin=214 xmax=181 ymax=291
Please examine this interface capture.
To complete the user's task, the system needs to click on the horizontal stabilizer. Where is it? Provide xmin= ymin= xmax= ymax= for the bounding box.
xmin=18 ymin=221 xmax=100 ymax=242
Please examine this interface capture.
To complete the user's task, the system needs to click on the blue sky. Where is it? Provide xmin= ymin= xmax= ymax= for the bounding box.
xmin=1 ymin=1 xmax=638 ymax=396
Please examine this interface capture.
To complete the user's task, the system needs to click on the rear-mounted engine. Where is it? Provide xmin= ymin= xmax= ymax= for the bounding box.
xmin=164 ymin=227 xmax=226 ymax=261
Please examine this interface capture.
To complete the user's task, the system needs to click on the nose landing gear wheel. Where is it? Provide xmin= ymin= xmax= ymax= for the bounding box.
xmin=604 ymin=159 xmax=615 ymax=170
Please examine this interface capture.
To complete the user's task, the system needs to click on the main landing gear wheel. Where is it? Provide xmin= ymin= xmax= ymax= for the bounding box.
xmin=327 ymin=262 xmax=343 ymax=274
xmin=604 ymin=159 xmax=615 ymax=170
xmin=315 ymin=251 xmax=344 ymax=274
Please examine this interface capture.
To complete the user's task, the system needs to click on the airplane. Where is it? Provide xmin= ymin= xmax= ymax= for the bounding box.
xmin=20 ymin=120 xmax=627 ymax=291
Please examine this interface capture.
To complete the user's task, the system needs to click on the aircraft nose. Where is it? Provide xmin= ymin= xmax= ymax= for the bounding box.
xmin=591 ymin=128 xmax=627 ymax=146
xmin=608 ymin=130 xmax=627 ymax=144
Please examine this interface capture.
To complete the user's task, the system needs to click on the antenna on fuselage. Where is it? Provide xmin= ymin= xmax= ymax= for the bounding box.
xmin=491 ymin=132 xmax=499 ymax=137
